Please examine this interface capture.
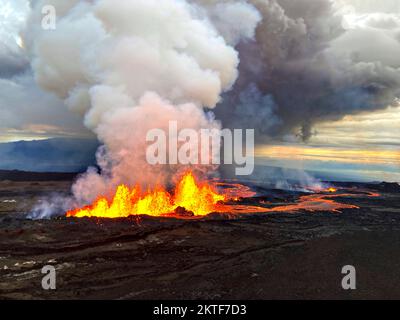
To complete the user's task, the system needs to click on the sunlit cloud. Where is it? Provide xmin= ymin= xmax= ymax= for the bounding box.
xmin=310 ymin=107 xmax=400 ymax=149
xmin=0 ymin=124 xmax=94 ymax=143
xmin=256 ymin=145 xmax=400 ymax=166
xmin=257 ymin=106 xmax=400 ymax=182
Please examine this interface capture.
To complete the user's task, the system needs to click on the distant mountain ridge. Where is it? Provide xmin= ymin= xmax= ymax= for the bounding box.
xmin=0 ymin=138 xmax=98 ymax=172
xmin=0 ymin=138 xmax=394 ymax=183
xmin=0 ymin=170 xmax=78 ymax=181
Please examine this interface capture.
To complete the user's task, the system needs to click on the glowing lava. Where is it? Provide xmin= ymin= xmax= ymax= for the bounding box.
xmin=66 ymin=171 xmax=226 ymax=218
xmin=66 ymin=174 xmax=379 ymax=219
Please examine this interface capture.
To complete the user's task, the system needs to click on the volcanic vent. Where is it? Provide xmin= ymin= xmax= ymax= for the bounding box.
xmin=65 ymin=170 xmax=375 ymax=220
xmin=66 ymin=171 xmax=227 ymax=218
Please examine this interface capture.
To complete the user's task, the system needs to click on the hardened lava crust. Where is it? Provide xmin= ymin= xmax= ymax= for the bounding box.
xmin=0 ymin=174 xmax=400 ymax=300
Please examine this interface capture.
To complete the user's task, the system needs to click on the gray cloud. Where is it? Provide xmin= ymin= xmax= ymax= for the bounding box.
xmin=213 ymin=0 xmax=400 ymax=141
xmin=338 ymin=0 xmax=400 ymax=14
xmin=0 ymin=42 xmax=29 ymax=78
xmin=0 ymin=72 xmax=92 ymax=139
xmin=2 ymin=0 xmax=400 ymax=145
xmin=0 ymin=0 xmax=30 ymax=78
xmin=0 ymin=0 xmax=92 ymax=140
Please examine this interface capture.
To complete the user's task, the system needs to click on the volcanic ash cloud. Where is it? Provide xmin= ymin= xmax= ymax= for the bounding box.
xmin=214 ymin=0 xmax=400 ymax=141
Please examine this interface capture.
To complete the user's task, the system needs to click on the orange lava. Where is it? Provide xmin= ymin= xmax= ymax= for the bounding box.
xmin=66 ymin=171 xmax=226 ymax=218
xmin=260 ymin=193 xmax=359 ymax=213
xmin=221 ymin=193 xmax=360 ymax=215
xmin=66 ymin=174 xmax=380 ymax=219
xmin=213 ymin=181 xmax=257 ymax=200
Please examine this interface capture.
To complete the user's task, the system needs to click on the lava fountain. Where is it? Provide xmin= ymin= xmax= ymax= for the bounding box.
xmin=66 ymin=171 xmax=227 ymax=218
xmin=66 ymin=171 xmax=379 ymax=219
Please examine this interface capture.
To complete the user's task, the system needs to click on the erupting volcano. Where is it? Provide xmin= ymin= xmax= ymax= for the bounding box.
xmin=2 ymin=0 xmax=400 ymax=302
xmin=66 ymin=170 xmax=378 ymax=219
xmin=66 ymin=171 xmax=227 ymax=218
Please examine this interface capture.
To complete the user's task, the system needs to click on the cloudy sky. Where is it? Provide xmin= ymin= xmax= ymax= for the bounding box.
xmin=0 ymin=0 xmax=399 ymax=182
xmin=0 ymin=0 xmax=91 ymax=142
xmin=257 ymin=0 xmax=400 ymax=182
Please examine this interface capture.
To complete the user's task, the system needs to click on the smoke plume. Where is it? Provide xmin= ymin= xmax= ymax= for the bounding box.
xmin=213 ymin=0 xmax=400 ymax=141
xmin=25 ymin=0 xmax=400 ymax=209
xmin=25 ymin=0 xmax=260 ymax=204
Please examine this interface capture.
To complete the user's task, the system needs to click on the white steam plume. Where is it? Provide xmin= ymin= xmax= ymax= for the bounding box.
xmin=27 ymin=0 xmax=400 ymax=210
xmin=25 ymin=0 xmax=261 ymax=206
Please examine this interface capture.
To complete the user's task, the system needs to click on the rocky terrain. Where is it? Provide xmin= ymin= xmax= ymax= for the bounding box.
xmin=0 ymin=173 xmax=399 ymax=300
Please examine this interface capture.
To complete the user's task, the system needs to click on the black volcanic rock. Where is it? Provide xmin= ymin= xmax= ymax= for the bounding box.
xmin=377 ymin=182 xmax=400 ymax=193
xmin=174 ymin=206 xmax=195 ymax=217
xmin=0 ymin=170 xmax=77 ymax=182
xmin=1 ymin=178 xmax=400 ymax=299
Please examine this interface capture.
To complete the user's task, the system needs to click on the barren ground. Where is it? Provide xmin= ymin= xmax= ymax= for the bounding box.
xmin=0 ymin=178 xmax=400 ymax=300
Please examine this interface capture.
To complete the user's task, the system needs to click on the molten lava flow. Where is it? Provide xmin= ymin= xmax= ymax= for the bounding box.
xmin=66 ymin=171 xmax=226 ymax=218
xmin=66 ymin=173 xmax=379 ymax=219
xmin=213 ymin=181 xmax=257 ymax=200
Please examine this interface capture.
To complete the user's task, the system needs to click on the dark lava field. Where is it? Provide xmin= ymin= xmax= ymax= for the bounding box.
xmin=0 ymin=174 xmax=400 ymax=300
